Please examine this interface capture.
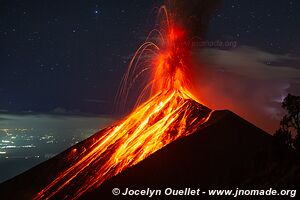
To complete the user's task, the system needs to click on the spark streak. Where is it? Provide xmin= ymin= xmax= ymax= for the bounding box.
xmin=35 ymin=5 xmax=212 ymax=200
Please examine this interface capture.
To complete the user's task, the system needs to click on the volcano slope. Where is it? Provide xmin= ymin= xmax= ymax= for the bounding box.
xmin=0 ymin=110 xmax=299 ymax=199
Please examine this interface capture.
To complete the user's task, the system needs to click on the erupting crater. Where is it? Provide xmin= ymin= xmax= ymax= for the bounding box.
xmin=35 ymin=6 xmax=212 ymax=200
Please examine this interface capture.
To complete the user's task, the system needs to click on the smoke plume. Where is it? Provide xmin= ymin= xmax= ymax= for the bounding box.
xmin=166 ymin=0 xmax=223 ymax=38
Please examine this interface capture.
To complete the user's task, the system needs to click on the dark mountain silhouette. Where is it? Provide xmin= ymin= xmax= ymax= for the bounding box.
xmin=0 ymin=110 xmax=299 ymax=199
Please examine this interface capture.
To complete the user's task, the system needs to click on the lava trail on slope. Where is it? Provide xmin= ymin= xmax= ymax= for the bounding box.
xmin=35 ymin=5 xmax=212 ymax=200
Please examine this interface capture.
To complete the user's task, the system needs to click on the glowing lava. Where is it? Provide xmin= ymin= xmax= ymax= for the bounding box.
xmin=35 ymin=6 xmax=212 ymax=200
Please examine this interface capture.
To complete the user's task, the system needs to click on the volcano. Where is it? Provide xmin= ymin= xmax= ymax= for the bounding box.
xmin=1 ymin=3 xmax=299 ymax=200
xmin=0 ymin=109 xmax=299 ymax=200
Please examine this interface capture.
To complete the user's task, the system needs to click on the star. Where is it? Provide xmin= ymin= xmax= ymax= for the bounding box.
xmin=94 ymin=4 xmax=100 ymax=15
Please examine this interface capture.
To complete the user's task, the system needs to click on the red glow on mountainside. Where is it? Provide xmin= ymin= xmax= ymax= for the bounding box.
xmin=35 ymin=6 xmax=212 ymax=200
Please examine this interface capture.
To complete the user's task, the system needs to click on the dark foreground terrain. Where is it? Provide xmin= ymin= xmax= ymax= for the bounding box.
xmin=1 ymin=110 xmax=299 ymax=199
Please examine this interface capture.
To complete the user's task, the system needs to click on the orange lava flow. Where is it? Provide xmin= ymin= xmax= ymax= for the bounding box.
xmin=35 ymin=6 xmax=212 ymax=200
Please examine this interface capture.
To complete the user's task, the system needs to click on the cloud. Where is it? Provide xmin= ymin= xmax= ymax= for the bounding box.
xmin=192 ymin=46 xmax=300 ymax=133
xmin=201 ymin=47 xmax=300 ymax=80
xmin=0 ymin=117 xmax=11 ymax=121
xmin=52 ymin=107 xmax=67 ymax=114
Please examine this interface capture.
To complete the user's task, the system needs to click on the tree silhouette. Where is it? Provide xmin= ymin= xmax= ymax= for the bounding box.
xmin=274 ymin=94 xmax=300 ymax=152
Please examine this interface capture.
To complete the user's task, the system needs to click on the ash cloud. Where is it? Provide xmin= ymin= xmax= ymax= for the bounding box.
xmin=166 ymin=0 xmax=223 ymax=38
xmin=165 ymin=0 xmax=300 ymax=133
xmin=192 ymin=46 xmax=300 ymax=133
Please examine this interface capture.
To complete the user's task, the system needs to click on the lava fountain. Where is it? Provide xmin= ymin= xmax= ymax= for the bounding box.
xmin=35 ymin=6 xmax=212 ymax=200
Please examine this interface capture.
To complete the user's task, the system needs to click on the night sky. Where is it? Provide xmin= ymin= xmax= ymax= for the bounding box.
xmin=208 ymin=0 xmax=299 ymax=54
xmin=0 ymin=0 xmax=299 ymax=124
